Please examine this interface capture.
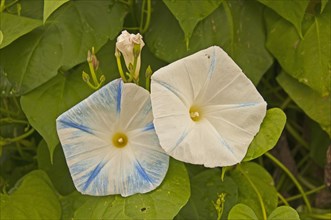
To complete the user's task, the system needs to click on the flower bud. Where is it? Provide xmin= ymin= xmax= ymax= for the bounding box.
xmin=87 ymin=47 xmax=99 ymax=70
xmin=116 ymin=30 xmax=145 ymax=81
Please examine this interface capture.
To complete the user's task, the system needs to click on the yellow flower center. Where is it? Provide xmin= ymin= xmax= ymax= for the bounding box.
xmin=189 ymin=106 xmax=202 ymax=122
xmin=112 ymin=132 xmax=128 ymax=148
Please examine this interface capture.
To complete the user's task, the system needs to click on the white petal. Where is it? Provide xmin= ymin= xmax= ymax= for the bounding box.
xmin=151 ymin=46 xmax=266 ymax=167
xmin=56 ymin=79 xmax=169 ymax=196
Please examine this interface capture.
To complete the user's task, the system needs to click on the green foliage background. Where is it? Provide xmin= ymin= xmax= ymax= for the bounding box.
xmin=0 ymin=0 xmax=330 ymax=219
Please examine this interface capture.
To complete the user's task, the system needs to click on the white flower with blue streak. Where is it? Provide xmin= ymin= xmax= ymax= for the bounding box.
xmin=151 ymin=46 xmax=267 ymax=167
xmin=56 ymin=79 xmax=169 ymax=197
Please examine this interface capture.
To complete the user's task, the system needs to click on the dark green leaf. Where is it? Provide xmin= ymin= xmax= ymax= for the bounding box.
xmin=162 ymin=0 xmax=223 ymax=47
xmin=230 ymin=162 xmax=278 ymax=219
xmin=228 ymin=203 xmax=258 ymax=220
xmin=277 ymin=72 xmax=331 ymax=137
xmin=0 ymin=170 xmax=61 ymax=219
xmin=71 ymin=159 xmax=190 ymax=219
xmin=244 ymin=108 xmax=286 ymax=161
xmin=257 ymin=0 xmax=309 ymax=36
xmin=321 ymin=0 xmax=329 ymax=13
xmin=145 ymin=0 xmax=273 ymax=85
xmin=0 ymin=13 xmax=42 ymax=49
xmin=266 ymin=3 xmax=331 ymax=96
xmin=43 ymin=0 xmax=69 ymax=23
xmin=0 ymin=1 xmax=128 ymax=94
xmin=268 ymin=206 xmax=300 ymax=220
xmin=176 ymin=166 xmax=238 ymax=220
xmin=37 ymin=140 xmax=75 ymax=195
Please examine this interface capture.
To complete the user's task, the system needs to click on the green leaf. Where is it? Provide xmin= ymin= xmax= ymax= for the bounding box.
xmin=71 ymin=159 xmax=190 ymax=219
xmin=277 ymin=72 xmax=331 ymax=137
xmin=266 ymin=3 xmax=331 ymax=96
xmin=228 ymin=203 xmax=258 ymax=220
xmin=268 ymin=206 xmax=300 ymax=220
xmin=162 ymin=0 xmax=223 ymax=47
xmin=244 ymin=108 xmax=286 ymax=161
xmin=145 ymin=0 xmax=273 ymax=85
xmin=230 ymin=162 xmax=278 ymax=220
xmin=20 ymin=66 xmax=93 ymax=160
xmin=0 ymin=170 xmax=61 ymax=219
xmin=0 ymin=1 xmax=128 ymax=94
xmin=37 ymin=140 xmax=75 ymax=195
xmin=0 ymin=13 xmax=42 ymax=49
xmin=43 ymin=0 xmax=69 ymax=23
xmin=257 ymin=0 xmax=309 ymax=36
xmin=20 ymin=40 xmax=119 ymax=160
xmin=176 ymin=166 xmax=238 ymax=220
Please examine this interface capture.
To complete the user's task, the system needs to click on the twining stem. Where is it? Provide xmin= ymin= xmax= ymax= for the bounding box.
xmin=238 ymin=165 xmax=267 ymax=220
xmin=1 ymin=128 xmax=35 ymax=144
xmin=285 ymin=122 xmax=309 ymax=149
xmin=265 ymin=152 xmax=312 ymax=212
xmin=280 ymin=96 xmax=292 ymax=110
xmin=277 ymin=192 xmax=289 ymax=206
xmin=140 ymin=0 xmax=152 ymax=33
xmin=283 ymin=185 xmax=325 ymax=203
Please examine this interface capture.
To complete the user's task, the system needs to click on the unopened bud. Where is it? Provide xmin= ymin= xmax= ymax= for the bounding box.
xmin=82 ymin=71 xmax=90 ymax=82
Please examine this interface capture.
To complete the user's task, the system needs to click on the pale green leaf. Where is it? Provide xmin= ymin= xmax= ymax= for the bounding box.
xmin=72 ymin=159 xmax=190 ymax=219
xmin=176 ymin=166 xmax=238 ymax=220
xmin=268 ymin=206 xmax=300 ymax=220
xmin=230 ymin=162 xmax=278 ymax=219
xmin=257 ymin=0 xmax=309 ymax=36
xmin=43 ymin=0 xmax=69 ymax=23
xmin=277 ymin=72 xmax=331 ymax=137
xmin=20 ymin=41 xmax=118 ymax=160
xmin=0 ymin=1 xmax=127 ymax=94
xmin=266 ymin=3 xmax=331 ymax=96
xmin=162 ymin=0 xmax=223 ymax=47
xmin=228 ymin=203 xmax=258 ymax=220
xmin=146 ymin=0 xmax=273 ymax=85
xmin=0 ymin=13 xmax=42 ymax=49
xmin=244 ymin=108 xmax=286 ymax=161
xmin=0 ymin=170 xmax=61 ymax=219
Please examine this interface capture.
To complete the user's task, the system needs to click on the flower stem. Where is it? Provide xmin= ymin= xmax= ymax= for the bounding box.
xmin=265 ymin=152 xmax=312 ymax=212
xmin=284 ymin=185 xmax=325 ymax=203
xmin=116 ymin=53 xmax=127 ymax=82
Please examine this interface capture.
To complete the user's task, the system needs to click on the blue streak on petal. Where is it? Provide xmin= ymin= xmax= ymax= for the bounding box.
xmin=237 ymin=102 xmax=258 ymax=108
xmin=207 ymin=47 xmax=217 ymax=79
xmin=218 ymin=134 xmax=235 ymax=155
xmin=58 ymin=119 xmax=93 ymax=135
xmin=168 ymin=126 xmax=192 ymax=153
xmin=143 ymin=122 xmax=154 ymax=131
xmin=116 ymin=79 xmax=122 ymax=113
xmin=153 ymin=79 xmax=188 ymax=105
xmin=135 ymin=161 xmax=154 ymax=184
xmin=83 ymin=161 xmax=107 ymax=191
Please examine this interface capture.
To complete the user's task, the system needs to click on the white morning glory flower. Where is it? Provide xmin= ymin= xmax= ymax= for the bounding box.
xmin=150 ymin=46 xmax=267 ymax=167
xmin=56 ymin=79 xmax=169 ymax=197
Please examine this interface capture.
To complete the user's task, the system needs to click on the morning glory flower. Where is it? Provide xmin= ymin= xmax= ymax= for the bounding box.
xmin=56 ymin=79 xmax=169 ymax=197
xmin=150 ymin=46 xmax=267 ymax=167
